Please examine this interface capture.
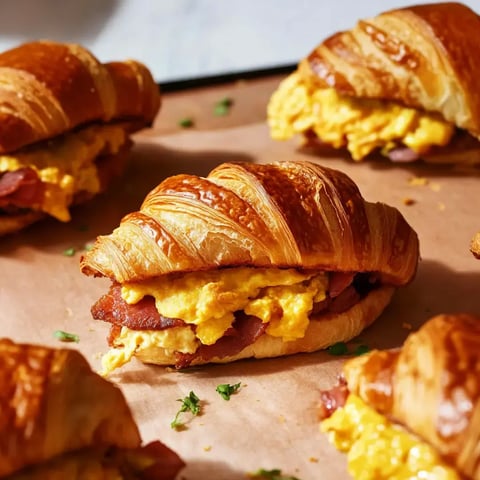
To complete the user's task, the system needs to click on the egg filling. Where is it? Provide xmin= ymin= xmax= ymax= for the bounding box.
xmin=0 ymin=123 xmax=128 ymax=221
xmin=102 ymin=267 xmax=329 ymax=373
xmin=321 ymin=394 xmax=459 ymax=480
xmin=267 ymin=72 xmax=455 ymax=161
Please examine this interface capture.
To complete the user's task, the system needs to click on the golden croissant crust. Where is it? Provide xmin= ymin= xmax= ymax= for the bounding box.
xmin=0 ymin=40 xmax=160 ymax=153
xmin=298 ymin=2 xmax=480 ymax=138
xmin=343 ymin=313 xmax=480 ymax=479
xmin=80 ymin=160 xmax=419 ymax=285
xmin=0 ymin=339 xmax=141 ymax=477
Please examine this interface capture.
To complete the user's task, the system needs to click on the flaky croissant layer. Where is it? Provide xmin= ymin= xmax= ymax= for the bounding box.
xmin=81 ymin=160 xmax=419 ymax=286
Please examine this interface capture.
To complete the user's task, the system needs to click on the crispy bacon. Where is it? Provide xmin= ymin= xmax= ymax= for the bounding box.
xmin=329 ymin=272 xmax=355 ymax=298
xmin=318 ymin=376 xmax=349 ymax=420
xmin=0 ymin=168 xmax=45 ymax=208
xmin=175 ymin=313 xmax=268 ymax=368
xmin=91 ymin=283 xmax=185 ymax=331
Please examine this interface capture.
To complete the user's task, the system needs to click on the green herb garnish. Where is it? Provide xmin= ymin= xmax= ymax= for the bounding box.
xmin=354 ymin=344 xmax=370 ymax=356
xmin=216 ymin=382 xmax=241 ymax=400
xmin=178 ymin=117 xmax=194 ymax=128
xmin=214 ymin=97 xmax=233 ymax=116
xmin=83 ymin=243 xmax=94 ymax=252
xmin=171 ymin=391 xmax=201 ymax=429
xmin=327 ymin=341 xmax=349 ymax=356
xmin=63 ymin=247 xmax=76 ymax=257
xmin=250 ymin=468 xmax=300 ymax=480
xmin=53 ymin=330 xmax=80 ymax=343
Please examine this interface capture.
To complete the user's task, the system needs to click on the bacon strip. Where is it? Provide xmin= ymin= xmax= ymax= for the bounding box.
xmin=0 ymin=168 xmax=45 ymax=208
xmin=91 ymin=283 xmax=185 ymax=331
xmin=318 ymin=377 xmax=349 ymax=420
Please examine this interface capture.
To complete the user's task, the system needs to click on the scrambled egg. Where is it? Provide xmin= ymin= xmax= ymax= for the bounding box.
xmin=0 ymin=124 xmax=127 ymax=221
xmin=103 ymin=267 xmax=328 ymax=373
xmin=267 ymin=72 xmax=455 ymax=161
xmin=321 ymin=394 xmax=459 ymax=480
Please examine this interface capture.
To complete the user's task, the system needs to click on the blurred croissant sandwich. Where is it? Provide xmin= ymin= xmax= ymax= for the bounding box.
xmin=80 ymin=160 xmax=419 ymax=373
xmin=0 ymin=40 xmax=160 ymax=236
xmin=319 ymin=313 xmax=480 ymax=480
xmin=268 ymin=2 xmax=480 ymax=164
xmin=0 ymin=338 xmax=184 ymax=479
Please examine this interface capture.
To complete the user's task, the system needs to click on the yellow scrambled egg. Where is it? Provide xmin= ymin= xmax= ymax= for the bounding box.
xmin=102 ymin=267 xmax=328 ymax=373
xmin=321 ymin=394 xmax=459 ymax=480
xmin=0 ymin=124 xmax=127 ymax=221
xmin=267 ymin=72 xmax=455 ymax=161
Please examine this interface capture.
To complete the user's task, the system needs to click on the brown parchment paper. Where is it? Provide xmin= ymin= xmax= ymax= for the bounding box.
xmin=1 ymin=123 xmax=480 ymax=480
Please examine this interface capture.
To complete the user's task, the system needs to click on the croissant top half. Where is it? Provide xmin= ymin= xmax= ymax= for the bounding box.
xmin=0 ymin=40 xmax=160 ymax=153
xmin=80 ymin=160 xmax=419 ymax=285
xmin=299 ymin=2 xmax=480 ymax=138
xmin=344 ymin=313 xmax=480 ymax=479
xmin=0 ymin=339 xmax=141 ymax=477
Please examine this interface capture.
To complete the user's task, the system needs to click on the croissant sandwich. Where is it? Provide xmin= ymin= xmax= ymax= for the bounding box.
xmin=268 ymin=2 xmax=480 ymax=164
xmin=319 ymin=313 xmax=480 ymax=480
xmin=80 ymin=160 xmax=419 ymax=373
xmin=0 ymin=40 xmax=160 ymax=236
xmin=0 ymin=338 xmax=184 ymax=479
xmin=471 ymin=232 xmax=480 ymax=258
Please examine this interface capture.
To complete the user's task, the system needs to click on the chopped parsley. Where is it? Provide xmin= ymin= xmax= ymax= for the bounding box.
xmin=327 ymin=341 xmax=371 ymax=356
xmin=327 ymin=341 xmax=349 ymax=356
xmin=250 ymin=468 xmax=300 ymax=480
xmin=62 ymin=247 xmax=76 ymax=257
xmin=53 ymin=330 xmax=80 ymax=343
xmin=214 ymin=97 xmax=233 ymax=116
xmin=171 ymin=391 xmax=201 ymax=429
xmin=216 ymin=382 xmax=241 ymax=400
xmin=178 ymin=117 xmax=194 ymax=128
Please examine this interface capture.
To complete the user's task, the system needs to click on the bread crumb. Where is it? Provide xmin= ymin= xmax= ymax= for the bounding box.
xmin=203 ymin=445 xmax=212 ymax=452
xmin=438 ymin=202 xmax=446 ymax=211
xmin=403 ymin=197 xmax=416 ymax=206
xmin=278 ymin=415 xmax=286 ymax=424
xmin=309 ymin=457 xmax=319 ymax=463
xmin=408 ymin=176 xmax=428 ymax=186
xmin=65 ymin=307 xmax=73 ymax=317
xmin=402 ymin=322 xmax=413 ymax=330
xmin=471 ymin=232 xmax=480 ymax=259
xmin=429 ymin=182 xmax=441 ymax=192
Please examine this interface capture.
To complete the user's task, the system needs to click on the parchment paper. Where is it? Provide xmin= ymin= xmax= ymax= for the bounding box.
xmin=1 ymin=123 xmax=479 ymax=480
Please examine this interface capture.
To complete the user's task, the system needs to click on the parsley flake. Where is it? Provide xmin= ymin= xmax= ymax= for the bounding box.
xmin=354 ymin=344 xmax=370 ymax=356
xmin=178 ymin=117 xmax=194 ymax=128
xmin=53 ymin=330 xmax=80 ymax=343
xmin=216 ymin=382 xmax=241 ymax=400
xmin=171 ymin=391 xmax=201 ymax=429
xmin=214 ymin=97 xmax=233 ymax=116
xmin=327 ymin=341 xmax=349 ymax=356
xmin=250 ymin=468 xmax=300 ymax=480
xmin=63 ymin=247 xmax=76 ymax=257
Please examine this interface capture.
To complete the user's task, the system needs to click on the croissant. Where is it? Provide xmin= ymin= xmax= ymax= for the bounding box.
xmin=471 ymin=232 xmax=480 ymax=258
xmin=0 ymin=40 xmax=160 ymax=235
xmin=319 ymin=313 xmax=480 ymax=480
xmin=0 ymin=338 xmax=184 ymax=479
xmin=268 ymin=2 xmax=480 ymax=164
xmin=80 ymin=160 xmax=419 ymax=373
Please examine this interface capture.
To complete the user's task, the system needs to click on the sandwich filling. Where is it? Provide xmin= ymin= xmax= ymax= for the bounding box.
xmin=93 ymin=267 xmax=381 ymax=373
xmin=319 ymin=385 xmax=459 ymax=479
xmin=268 ymin=72 xmax=455 ymax=161
xmin=0 ymin=123 xmax=129 ymax=222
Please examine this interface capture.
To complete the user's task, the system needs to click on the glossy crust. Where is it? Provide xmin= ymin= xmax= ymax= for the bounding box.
xmin=0 ymin=41 xmax=160 ymax=153
xmin=299 ymin=2 xmax=480 ymax=137
xmin=343 ymin=314 xmax=480 ymax=479
xmin=115 ymin=285 xmax=395 ymax=367
xmin=0 ymin=339 xmax=141 ymax=477
xmin=80 ymin=161 xmax=419 ymax=285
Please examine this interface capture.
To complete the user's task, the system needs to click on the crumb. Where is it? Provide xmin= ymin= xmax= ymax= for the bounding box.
xmin=403 ymin=197 xmax=416 ymax=206
xmin=65 ymin=307 xmax=73 ymax=317
xmin=278 ymin=415 xmax=286 ymax=424
xmin=408 ymin=176 xmax=428 ymax=186
xmin=309 ymin=457 xmax=319 ymax=463
xmin=402 ymin=322 xmax=413 ymax=330
xmin=93 ymin=352 xmax=102 ymax=360
xmin=429 ymin=182 xmax=441 ymax=192
xmin=438 ymin=202 xmax=446 ymax=211
xmin=471 ymin=232 xmax=480 ymax=259
xmin=165 ymin=367 xmax=175 ymax=373
xmin=203 ymin=445 xmax=212 ymax=452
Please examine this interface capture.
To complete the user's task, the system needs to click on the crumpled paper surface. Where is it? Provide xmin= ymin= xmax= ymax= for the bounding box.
xmin=1 ymin=123 xmax=479 ymax=480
